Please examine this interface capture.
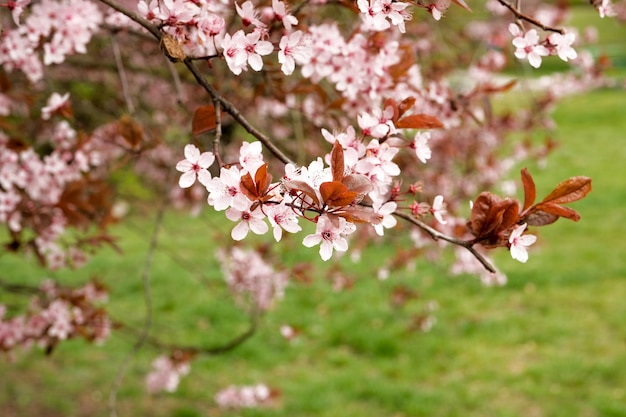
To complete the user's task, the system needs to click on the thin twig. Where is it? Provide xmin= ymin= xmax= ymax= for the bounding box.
xmin=167 ymin=60 xmax=186 ymax=106
xmin=183 ymin=59 xmax=295 ymax=166
xmin=108 ymin=194 xmax=168 ymax=417
xmin=98 ymin=0 xmax=162 ymax=40
xmin=496 ymin=0 xmax=565 ymax=34
xmin=110 ymin=33 xmax=135 ymax=114
xmin=393 ymin=211 xmax=497 ymax=273
xmin=213 ymin=100 xmax=224 ymax=168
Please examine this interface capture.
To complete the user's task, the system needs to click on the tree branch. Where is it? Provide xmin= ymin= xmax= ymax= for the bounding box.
xmin=496 ymin=0 xmax=565 ymax=34
xmin=183 ymin=59 xmax=295 ymax=166
xmin=393 ymin=211 xmax=497 ymax=273
xmin=98 ymin=0 xmax=162 ymax=40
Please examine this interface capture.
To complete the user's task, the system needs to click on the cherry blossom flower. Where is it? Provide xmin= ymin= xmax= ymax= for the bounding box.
xmin=509 ymin=24 xmax=549 ymax=68
xmin=548 ymin=32 xmax=578 ymax=62
xmin=145 ymin=355 xmax=190 ymax=393
xmin=239 ymin=141 xmax=265 ymax=174
xmin=264 ymin=203 xmax=302 ymax=241
xmin=41 ymin=92 xmax=70 ymax=120
xmin=508 ymin=223 xmax=537 ymax=263
xmin=218 ymin=247 xmax=288 ymax=311
xmin=8 ymin=0 xmax=30 ymax=25
xmin=372 ymin=200 xmax=397 ymax=236
xmin=302 ymin=214 xmax=356 ymax=261
xmin=272 ymin=0 xmax=298 ymax=31
xmin=206 ymin=166 xmax=250 ymax=211
xmin=215 ymin=383 xmax=272 ymax=409
xmin=235 ymin=1 xmax=265 ymax=28
xmin=221 ymin=30 xmax=273 ymax=75
xmin=278 ymin=31 xmax=311 ymax=76
xmin=225 ymin=204 xmax=269 ymax=240
xmin=430 ymin=195 xmax=447 ymax=224
xmin=175 ymin=144 xmax=215 ymax=188
xmin=411 ymin=131 xmax=432 ymax=163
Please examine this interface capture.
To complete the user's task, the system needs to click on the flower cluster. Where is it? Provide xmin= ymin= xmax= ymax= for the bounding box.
xmin=145 ymin=353 xmax=192 ymax=394
xmin=214 ymin=383 xmax=276 ymax=409
xmin=217 ymin=247 xmax=289 ymax=311
xmin=509 ymin=24 xmax=578 ymax=68
xmin=0 ymin=280 xmax=110 ymax=356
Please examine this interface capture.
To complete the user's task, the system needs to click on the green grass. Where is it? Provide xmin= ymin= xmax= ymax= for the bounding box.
xmin=2 ymin=87 xmax=626 ymax=417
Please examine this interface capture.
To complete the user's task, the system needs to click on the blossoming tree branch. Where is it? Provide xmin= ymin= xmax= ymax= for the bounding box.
xmin=0 ymin=0 xmax=618 ymax=404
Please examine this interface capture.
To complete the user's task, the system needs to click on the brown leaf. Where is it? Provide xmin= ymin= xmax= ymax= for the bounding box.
xmin=341 ymin=173 xmax=373 ymax=203
xmin=117 ymin=115 xmax=143 ymax=148
xmin=330 ymin=141 xmax=345 ymax=182
xmin=481 ymin=79 xmax=517 ymax=95
xmin=396 ymin=114 xmax=444 ymax=129
xmin=239 ymin=164 xmax=272 ymax=202
xmin=192 ymin=105 xmax=217 ymax=136
xmin=239 ymin=172 xmax=258 ymax=201
xmin=534 ymin=202 xmax=581 ymax=222
xmin=541 ymin=176 xmax=592 ymax=205
xmin=521 ymin=167 xmax=536 ymax=212
xmin=334 ymin=206 xmax=383 ymax=224
xmin=398 ymin=96 xmax=416 ymax=119
xmin=468 ymin=192 xmax=519 ymax=240
xmin=525 ymin=210 xmax=559 ymax=227
xmin=283 ymin=180 xmax=320 ymax=207
xmin=320 ymin=181 xmax=357 ymax=207
xmin=254 ymin=163 xmax=272 ymax=196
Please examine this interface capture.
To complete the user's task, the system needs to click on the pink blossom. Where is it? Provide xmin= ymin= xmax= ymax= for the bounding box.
xmin=206 ymin=166 xmax=250 ymax=211
xmin=265 ymin=203 xmax=302 ymax=241
xmin=278 ymin=31 xmax=311 ymax=76
xmin=510 ymin=24 xmax=549 ymax=68
xmin=411 ymin=131 xmax=432 ymax=163
xmin=372 ymin=201 xmax=397 ymax=236
xmin=41 ymin=92 xmax=70 ymax=120
xmin=236 ymin=1 xmax=265 ymax=28
xmin=225 ymin=204 xmax=269 ymax=240
xmin=239 ymin=141 xmax=265 ymax=174
xmin=509 ymin=223 xmax=537 ymax=263
xmin=215 ymin=383 xmax=272 ymax=409
xmin=272 ymin=0 xmax=298 ymax=31
xmin=548 ymin=32 xmax=578 ymax=62
xmin=145 ymin=355 xmax=190 ymax=393
xmin=302 ymin=214 xmax=356 ymax=261
xmin=175 ymin=144 xmax=215 ymax=188
xmin=221 ymin=30 xmax=273 ymax=75
xmin=430 ymin=195 xmax=447 ymax=224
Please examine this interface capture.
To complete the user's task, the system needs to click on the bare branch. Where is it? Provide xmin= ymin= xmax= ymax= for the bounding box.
xmin=97 ymin=0 xmax=162 ymax=40
xmin=496 ymin=0 xmax=565 ymax=34
xmin=110 ymin=33 xmax=135 ymax=114
xmin=393 ymin=211 xmax=497 ymax=273
xmin=183 ymin=59 xmax=295 ymax=166
xmin=108 ymin=193 xmax=168 ymax=417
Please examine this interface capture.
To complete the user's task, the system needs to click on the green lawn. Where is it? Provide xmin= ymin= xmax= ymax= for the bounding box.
xmin=1 ymin=87 xmax=626 ymax=417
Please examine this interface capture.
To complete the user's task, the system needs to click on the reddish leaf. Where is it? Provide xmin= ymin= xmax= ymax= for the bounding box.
xmin=254 ymin=163 xmax=272 ymax=196
xmin=397 ymin=96 xmax=416 ymax=119
xmin=468 ymin=192 xmax=519 ymax=241
xmin=240 ymin=164 xmax=272 ymax=202
xmin=320 ymin=181 xmax=357 ymax=207
xmin=192 ymin=105 xmax=217 ymax=136
xmin=396 ymin=114 xmax=444 ymax=129
xmin=481 ymin=79 xmax=517 ymax=95
xmin=388 ymin=44 xmax=414 ymax=80
xmin=525 ymin=210 xmax=560 ymax=227
xmin=521 ymin=167 xmax=536 ymax=212
xmin=239 ymin=172 xmax=258 ymax=201
xmin=534 ymin=202 xmax=581 ymax=222
xmin=541 ymin=176 xmax=592 ymax=205
xmin=330 ymin=141 xmax=345 ymax=182
xmin=335 ymin=206 xmax=383 ymax=224
xmin=341 ymin=173 xmax=374 ymax=203
xmin=283 ymin=180 xmax=320 ymax=207
xmin=117 ymin=115 xmax=143 ymax=148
